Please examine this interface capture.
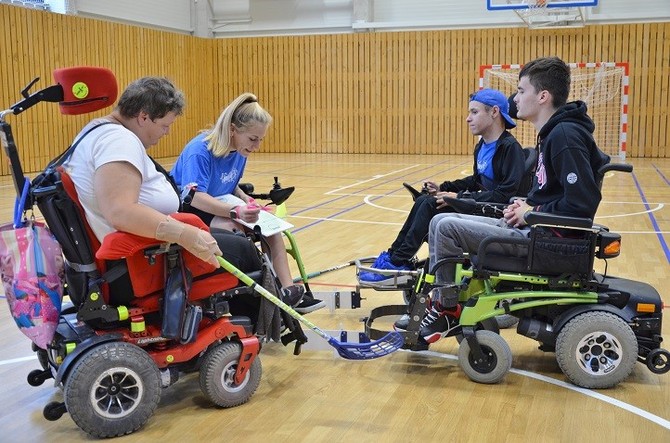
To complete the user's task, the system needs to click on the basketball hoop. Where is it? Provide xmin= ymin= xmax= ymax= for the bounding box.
xmin=515 ymin=0 xmax=586 ymax=29
xmin=519 ymin=0 xmax=551 ymax=19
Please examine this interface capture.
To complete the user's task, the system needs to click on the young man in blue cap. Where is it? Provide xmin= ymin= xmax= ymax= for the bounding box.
xmin=419 ymin=56 xmax=610 ymax=344
xmin=360 ymin=88 xmax=526 ymax=286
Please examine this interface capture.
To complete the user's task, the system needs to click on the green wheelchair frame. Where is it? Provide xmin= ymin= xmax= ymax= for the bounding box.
xmin=364 ymin=212 xmax=669 ymax=388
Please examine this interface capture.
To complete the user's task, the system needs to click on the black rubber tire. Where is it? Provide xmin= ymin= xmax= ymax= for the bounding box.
xmin=63 ymin=342 xmax=161 ymax=438
xmin=555 ymin=311 xmax=638 ymax=388
xmin=458 ymin=330 xmax=512 ymax=384
xmin=199 ymin=341 xmax=262 ymax=408
xmin=646 ymin=348 xmax=670 ymax=374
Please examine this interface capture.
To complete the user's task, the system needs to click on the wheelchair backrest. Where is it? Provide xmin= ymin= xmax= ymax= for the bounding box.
xmin=31 ymin=167 xmax=102 ymax=306
xmin=518 ymin=147 xmax=537 ymax=197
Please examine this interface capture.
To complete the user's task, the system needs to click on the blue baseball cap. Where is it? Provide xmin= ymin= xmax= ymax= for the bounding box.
xmin=469 ymin=88 xmax=517 ymax=129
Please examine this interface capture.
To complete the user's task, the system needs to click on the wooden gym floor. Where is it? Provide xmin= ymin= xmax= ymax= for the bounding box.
xmin=0 ymin=153 xmax=668 ymax=442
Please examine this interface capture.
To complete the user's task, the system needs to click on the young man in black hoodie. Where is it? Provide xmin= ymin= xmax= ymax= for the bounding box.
xmin=418 ymin=56 xmax=610 ymax=343
xmin=359 ymin=88 xmax=526 ymax=286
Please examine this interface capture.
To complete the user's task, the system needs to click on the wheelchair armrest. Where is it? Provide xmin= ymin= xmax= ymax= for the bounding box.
xmin=443 ymin=196 xmax=506 ymax=218
xmin=525 ymin=212 xmax=593 ymax=229
xmin=597 ymin=162 xmax=633 ymax=176
xmin=443 ymin=196 xmax=477 ymax=213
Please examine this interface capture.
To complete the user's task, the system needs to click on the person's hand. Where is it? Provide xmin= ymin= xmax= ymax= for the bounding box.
xmin=155 ymin=216 xmax=222 ymax=267
xmin=235 ymin=202 xmax=261 ymax=223
xmin=435 ymin=191 xmax=457 ymax=209
xmin=503 ymin=199 xmax=531 ymax=228
xmin=424 ymin=181 xmax=440 ymax=195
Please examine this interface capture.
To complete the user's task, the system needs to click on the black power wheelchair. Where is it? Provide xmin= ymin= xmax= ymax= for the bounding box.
xmin=361 ymin=162 xmax=670 ymax=388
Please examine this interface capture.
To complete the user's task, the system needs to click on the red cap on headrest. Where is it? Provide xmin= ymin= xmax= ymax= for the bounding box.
xmin=53 ymin=66 xmax=118 ymax=115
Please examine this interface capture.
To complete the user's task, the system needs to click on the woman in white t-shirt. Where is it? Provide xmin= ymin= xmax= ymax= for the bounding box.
xmin=64 ymin=77 xmax=263 ymax=320
xmin=64 ymin=77 xmax=224 ymax=265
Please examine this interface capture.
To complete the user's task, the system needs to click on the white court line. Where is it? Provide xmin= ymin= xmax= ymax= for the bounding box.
xmin=596 ymin=203 xmax=665 ymax=219
xmin=363 ymin=195 xmax=410 ymax=213
xmin=0 ymin=355 xmax=36 ymax=366
xmin=356 ymin=193 xmax=667 ymax=220
xmin=325 ymin=165 xmax=422 ymax=195
xmin=291 ymin=215 xmax=402 ymax=226
xmin=410 ymin=349 xmax=670 ymax=430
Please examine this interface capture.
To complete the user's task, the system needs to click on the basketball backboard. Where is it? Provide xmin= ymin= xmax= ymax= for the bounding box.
xmin=486 ymin=0 xmax=599 ymax=28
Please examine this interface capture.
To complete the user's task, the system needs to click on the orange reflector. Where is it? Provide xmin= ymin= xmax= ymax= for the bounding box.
xmin=637 ymin=303 xmax=656 ymax=313
xmin=603 ymin=240 xmax=621 ymax=256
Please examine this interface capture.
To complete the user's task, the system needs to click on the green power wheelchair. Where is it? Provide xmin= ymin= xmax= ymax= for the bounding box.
xmin=360 ymin=162 xmax=670 ymax=388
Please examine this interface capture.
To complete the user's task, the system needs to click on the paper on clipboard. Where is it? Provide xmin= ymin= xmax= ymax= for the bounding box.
xmin=235 ymin=209 xmax=294 ymax=236
xmin=216 ymin=194 xmax=294 ymax=236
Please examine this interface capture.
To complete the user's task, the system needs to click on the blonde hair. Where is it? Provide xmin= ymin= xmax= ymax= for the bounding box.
xmin=204 ymin=92 xmax=273 ymax=157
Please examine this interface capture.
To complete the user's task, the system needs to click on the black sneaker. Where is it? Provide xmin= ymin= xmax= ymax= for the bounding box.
xmin=281 ymin=284 xmax=305 ymax=307
xmin=419 ymin=305 xmax=462 ymax=344
xmin=294 ymin=293 xmax=326 ymax=314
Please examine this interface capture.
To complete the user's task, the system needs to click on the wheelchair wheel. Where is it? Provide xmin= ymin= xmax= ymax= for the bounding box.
xmin=458 ymin=330 xmax=512 ymax=384
xmin=64 ymin=341 xmax=161 ymax=438
xmin=199 ymin=341 xmax=262 ymax=408
xmin=555 ymin=311 xmax=638 ymax=389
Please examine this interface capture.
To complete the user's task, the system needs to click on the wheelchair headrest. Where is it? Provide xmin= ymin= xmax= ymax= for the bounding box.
xmin=52 ymin=66 xmax=118 ymax=115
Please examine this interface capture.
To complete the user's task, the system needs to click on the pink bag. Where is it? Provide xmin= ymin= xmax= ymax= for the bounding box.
xmin=0 ymin=220 xmax=64 ymax=349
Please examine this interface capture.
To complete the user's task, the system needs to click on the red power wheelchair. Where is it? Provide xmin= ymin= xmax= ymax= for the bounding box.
xmin=0 ymin=67 xmax=402 ymax=438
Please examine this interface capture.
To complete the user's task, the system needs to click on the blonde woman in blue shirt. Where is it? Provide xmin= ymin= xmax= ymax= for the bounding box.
xmin=171 ymin=93 xmax=324 ymax=313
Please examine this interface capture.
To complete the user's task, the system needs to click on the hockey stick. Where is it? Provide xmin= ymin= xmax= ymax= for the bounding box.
xmin=218 ymin=257 xmax=403 ymax=360
xmin=292 ymin=260 xmax=356 ymax=283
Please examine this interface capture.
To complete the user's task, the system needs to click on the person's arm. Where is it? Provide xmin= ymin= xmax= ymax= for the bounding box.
xmin=233 ymin=185 xmax=253 ymax=204
xmin=469 ymin=137 xmax=525 ymax=203
xmin=95 ymin=161 xmax=222 ymax=266
xmin=96 ymin=161 xmax=167 ymax=237
xmin=535 ymin=145 xmax=601 ymax=218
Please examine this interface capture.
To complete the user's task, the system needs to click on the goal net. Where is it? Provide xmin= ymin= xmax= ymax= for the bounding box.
xmin=480 ymin=62 xmax=628 ymax=158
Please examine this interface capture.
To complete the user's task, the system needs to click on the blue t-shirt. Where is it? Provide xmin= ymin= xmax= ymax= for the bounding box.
xmin=171 ymin=132 xmax=247 ymax=197
xmin=476 ymin=140 xmax=497 ymax=190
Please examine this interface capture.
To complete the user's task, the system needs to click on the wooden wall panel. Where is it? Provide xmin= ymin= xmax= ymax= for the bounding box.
xmin=1 ymin=4 xmax=669 ymax=176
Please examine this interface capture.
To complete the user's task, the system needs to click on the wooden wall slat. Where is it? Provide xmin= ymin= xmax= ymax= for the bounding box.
xmin=1 ymin=4 xmax=670 ymax=176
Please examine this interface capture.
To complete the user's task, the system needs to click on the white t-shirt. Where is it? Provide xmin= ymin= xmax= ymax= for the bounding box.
xmin=63 ymin=119 xmax=179 ymax=241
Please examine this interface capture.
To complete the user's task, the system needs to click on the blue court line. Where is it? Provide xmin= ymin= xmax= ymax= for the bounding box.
xmin=652 ymin=163 xmax=670 ymax=186
xmin=290 ymin=160 xmax=467 ymax=233
xmin=632 ymin=170 xmax=670 ymax=264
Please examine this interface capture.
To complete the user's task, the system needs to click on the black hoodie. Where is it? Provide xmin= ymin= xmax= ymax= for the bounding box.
xmin=439 ymin=130 xmax=526 ymax=203
xmin=526 ymin=101 xmax=610 ymax=219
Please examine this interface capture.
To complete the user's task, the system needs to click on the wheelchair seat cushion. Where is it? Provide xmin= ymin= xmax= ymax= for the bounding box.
xmin=97 ymin=213 xmax=219 ymax=297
